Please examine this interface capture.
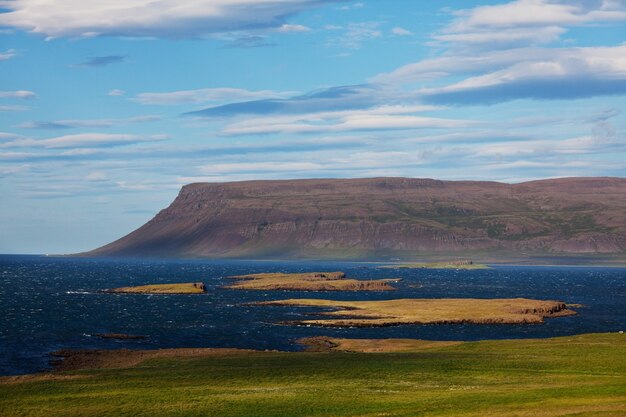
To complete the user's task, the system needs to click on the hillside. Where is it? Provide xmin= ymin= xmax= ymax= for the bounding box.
xmin=84 ymin=177 xmax=626 ymax=260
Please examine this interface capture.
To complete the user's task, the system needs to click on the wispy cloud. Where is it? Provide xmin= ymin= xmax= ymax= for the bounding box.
xmin=437 ymin=0 xmax=626 ymax=49
xmin=391 ymin=27 xmax=412 ymax=36
xmin=136 ymin=87 xmax=297 ymax=105
xmin=219 ymin=105 xmax=468 ymax=135
xmin=107 ymin=89 xmax=125 ymax=96
xmin=328 ymin=22 xmax=382 ymax=49
xmin=0 ymin=90 xmax=36 ymax=99
xmin=225 ymin=35 xmax=276 ymax=48
xmin=16 ymin=115 xmax=161 ymax=130
xmin=277 ymin=24 xmax=311 ymax=33
xmin=0 ymin=0 xmax=342 ymax=39
xmin=185 ymin=85 xmax=391 ymax=117
xmin=0 ymin=105 xmax=29 ymax=112
xmin=338 ymin=2 xmax=364 ymax=11
xmin=419 ymin=45 xmax=626 ymax=104
xmin=74 ymin=55 xmax=126 ymax=67
xmin=0 ymin=49 xmax=17 ymax=61
xmin=2 ymin=133 xmax=168 ymax=149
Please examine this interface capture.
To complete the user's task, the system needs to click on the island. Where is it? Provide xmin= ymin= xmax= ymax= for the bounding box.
xmin=255 ymin=297 xmax=576 ymax=327
xmin=379 ymin=260 xmax=489 ymax=269
xmin=102 ymin=282 xmax=206 ymax=294
xmin=225 ymin=271 xmax=398 ymax=291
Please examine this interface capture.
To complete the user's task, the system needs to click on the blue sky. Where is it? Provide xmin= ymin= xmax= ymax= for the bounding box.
xmin=1 ymin=0 xmax=625 ymax=254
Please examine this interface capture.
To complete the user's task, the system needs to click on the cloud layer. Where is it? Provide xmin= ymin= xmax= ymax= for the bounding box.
xmin=0 ymin=0 xmax=338 ymax=38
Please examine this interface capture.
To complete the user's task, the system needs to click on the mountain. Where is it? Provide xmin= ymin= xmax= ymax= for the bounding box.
xmin=84 ymin=177 xmax=626 ymax=260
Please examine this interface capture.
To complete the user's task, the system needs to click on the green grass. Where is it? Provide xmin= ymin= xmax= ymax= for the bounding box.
xmin=1 ymin=333 xmax=624 ymax=416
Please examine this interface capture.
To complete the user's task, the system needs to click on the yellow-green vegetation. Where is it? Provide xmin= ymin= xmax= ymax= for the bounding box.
xmin=225 ymin=271 xmax=398 ymax=291
xmin=380 ymin=260 xmax=490 ymax=269
xmin=1 ymin=333 xmax=624 ymax=417
xmin=103 ymin=282 xmax=206 ymax=294
xmin=257 ymin=298 xmax=575 ymax=327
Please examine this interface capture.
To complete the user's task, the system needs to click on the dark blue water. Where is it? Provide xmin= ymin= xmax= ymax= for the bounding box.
xmin=1 ymin=255 xmax=625 ymax=376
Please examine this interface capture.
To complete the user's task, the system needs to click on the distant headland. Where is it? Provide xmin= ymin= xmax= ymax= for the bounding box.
xmin=81 ymin=177 xmax=626 ymax=262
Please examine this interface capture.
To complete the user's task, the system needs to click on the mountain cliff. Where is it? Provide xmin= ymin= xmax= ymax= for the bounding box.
xmin=85 ymin=177 xmax=626 ymax=260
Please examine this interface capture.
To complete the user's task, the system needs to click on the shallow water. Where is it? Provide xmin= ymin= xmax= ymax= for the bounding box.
xmin=1 ymin=255 xmax=625 ymax=375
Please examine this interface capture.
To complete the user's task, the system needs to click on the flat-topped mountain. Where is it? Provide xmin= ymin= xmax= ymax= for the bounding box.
xmin=84 ymin=177 xmax=626 ymax=260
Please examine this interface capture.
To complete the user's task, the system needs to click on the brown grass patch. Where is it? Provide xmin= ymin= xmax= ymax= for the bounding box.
xmin=225 ymin=272 xmax=398 ymax=291
xmin=299 ymin=336 xmax=463 ymax=352
xmin=257 ymin=298 xmax=576 ymax=327
xmin=103 ymin=282 xmax=206 ymax=294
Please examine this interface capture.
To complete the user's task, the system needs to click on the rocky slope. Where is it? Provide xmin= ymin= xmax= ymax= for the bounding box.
xmin=85 ymin=177 xmax=626 ymax=259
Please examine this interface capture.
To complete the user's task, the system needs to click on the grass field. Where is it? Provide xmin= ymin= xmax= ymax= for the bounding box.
xmin=1 ymin=333 xmax=624 ymax=416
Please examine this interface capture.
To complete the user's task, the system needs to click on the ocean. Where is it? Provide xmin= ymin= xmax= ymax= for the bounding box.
xmin=1 ymin=255 xmax=625 ymax=376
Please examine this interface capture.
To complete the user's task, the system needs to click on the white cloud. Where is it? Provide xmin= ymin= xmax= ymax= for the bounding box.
xmin=2 ymin=133 xmax=168 ymax=149
xmin=0 ymin=0 xmax=338 ymax=39
xmin=107 ymin=89 xmax=126 ymax=96
xmin=419 ymin=45 xmax=626 ymax=104
xmin=338 ymin=2 xmax=364 ymax=10
xmin=277 ymin=23 xmax=311 ymax=32
xmin=0 ymin=132 xmax=23 ymax=141
xmin=0 ymin=90 xmax=36 ymax=99
xmin=372 ymin=48 xmax=528 ymax=84
xmin=438 ymin=0 xmax=626 ymax=48
xmin=220 ymin=105 xmax=470 ymax=135
xmin=135 ymin=87 xmax=297 ymax=105
xmin=391 ymin=27 xmax=412 ymax=36
xmin=85 ymin=171 xmax=108 ymax=181
xmin=0 ymin=49 xmax=16 ymax=61
xmin=371 ymin=43 xmax=626 ymax=103
xmin=17 ymin=115 xmax=161 ymax=129
xmin=0 ymin=105 xmax=29 ymax=112
xmin=330 ymin=22 xmax=382 ymax=49
xmin=200 ymin=161 xmax=323 ymax=174
xmin=435 ymin=26 xmax=565 ymax=47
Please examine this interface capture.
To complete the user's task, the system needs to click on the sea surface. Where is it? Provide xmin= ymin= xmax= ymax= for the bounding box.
xmin=1 ymin=255 xmax=625 ymax=376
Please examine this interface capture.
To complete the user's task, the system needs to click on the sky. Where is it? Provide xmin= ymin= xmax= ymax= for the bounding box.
xmin=1 ymin=0 xmax=626 ymax=254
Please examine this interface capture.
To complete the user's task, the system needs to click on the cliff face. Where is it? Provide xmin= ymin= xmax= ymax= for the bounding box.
xmin=85 ymin=177 xmax=626 ymax=259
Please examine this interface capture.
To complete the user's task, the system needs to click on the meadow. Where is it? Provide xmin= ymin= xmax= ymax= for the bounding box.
xmin=1 ymin=333 xmax=624 ymax=417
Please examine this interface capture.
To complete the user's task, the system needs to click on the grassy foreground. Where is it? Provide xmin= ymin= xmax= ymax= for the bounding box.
xmin=1 ymin=333 xmax=624 ymax=417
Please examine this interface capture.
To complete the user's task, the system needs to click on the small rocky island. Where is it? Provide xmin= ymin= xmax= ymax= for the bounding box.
xmin=103 ymin=282 xmax=206 ymax=294
xmin=225 ymin=271 xmax=398 ymax=291
xmin=256 ymin=298 xmax=576 ymax=327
